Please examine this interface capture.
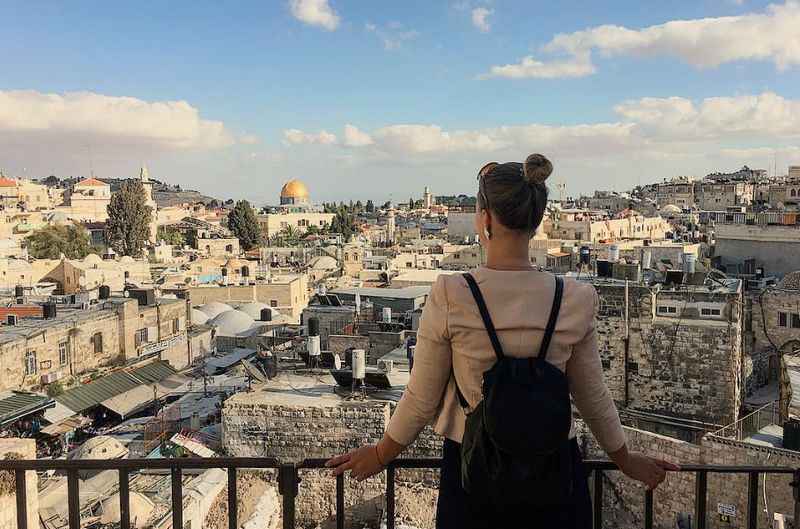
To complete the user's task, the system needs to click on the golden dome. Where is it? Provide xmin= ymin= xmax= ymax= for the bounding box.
xmin=280 ymin=179 xmax=310 ymax=199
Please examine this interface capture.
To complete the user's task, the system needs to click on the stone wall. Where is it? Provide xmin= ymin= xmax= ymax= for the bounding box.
xmin=328 ymin=335 xmax=371 ymax=357
xmin=578 ymin=421 xmax=798 ymax=529
xmin=0 ymin=439 xmax=38 ymax=529
xmin=222 ymin=392 xmax=443 ymax=528
xmin=593 ymin=281 xmax=743 ymax=428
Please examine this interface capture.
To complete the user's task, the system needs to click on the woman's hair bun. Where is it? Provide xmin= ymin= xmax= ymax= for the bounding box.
xmin=523 ymin=153 xmax=552 ymax=185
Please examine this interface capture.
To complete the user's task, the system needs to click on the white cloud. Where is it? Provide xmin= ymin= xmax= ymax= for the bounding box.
xmin=0 ymin=89 xmax=234 ymax=149
xmin=482 ymin=1 xmax=800 ymax=79
xmin=282 ymin=92 xmax=800 ymax=166
xmin=613 ymin=92 xmax=800 ymax=139
xmin=342 ymin=124 xmax=374 ymax=147
xmin=479 ymin=52 xmax=595 ymax=79
xmin=282 ymin=128 xmax=337 ymax=145
xmin=288 ymin=0 xmax=340 ymax=31
xmin=365 ymin=22 xmax=419 ymax=50
xmin=471 ymin=7 xmax=493 ymax=33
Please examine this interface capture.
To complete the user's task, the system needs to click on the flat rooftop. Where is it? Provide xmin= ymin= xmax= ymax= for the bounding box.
xmin=330 ymin=286 xmax=431 ymax=300
xmin=0 ymin=297 xmax=183 ymax=345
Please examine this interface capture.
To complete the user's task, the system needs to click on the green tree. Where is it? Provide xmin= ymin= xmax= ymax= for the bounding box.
xmin=157 ymin=226 xmax=185 ymax=247
xmin=106 ymin=180 xmax=152 ymax=257
xmin=227 ymin=200 xmax=262 ymax=250
xmin=330 ymin=211 xmax=357 ymax=240
xmin=25 ymin=224 xmax=92 ymax=259
xmin=365 ymin=200 xmax=375 ymax=213
xmin=408 ymin=196 xmax=415 ymax=210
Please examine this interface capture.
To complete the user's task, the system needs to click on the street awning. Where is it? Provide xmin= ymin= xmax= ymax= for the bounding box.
xmin=55 ymin=360 xmax=179 ymax=414
xmin=40 ymin=415 xmax=90 ymax=436
xmin=0 ymin=391 xmax=55 ymax=427
xmin=100 ymin=373 xmax=190 ymax=419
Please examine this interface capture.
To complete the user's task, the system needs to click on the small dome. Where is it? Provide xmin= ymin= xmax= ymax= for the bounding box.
xmin=197 ymin=301 xmax=233 ymax=319
xmin=310 ymin=255 xmax=339 ymax=270
xmin=101 ymin=492 xmax=154 ymax=528
xmin=209 ymin=309 xmax=255 ymax=336
xmin=191 ymin=308 xmax=209 ymax=325
xmin=83 ymin=253 xmax=103 ymax=264
xmin=68 ymin=436 xmax=128 ymax=460
xmin=120 ymin=255 xmax=135 ymax=264
xmin=660 ymin=204 xmax=681 ymax=214
xmin=280 ymin=179 xmax=310 ymax=199
xmin=235 ymin=302 xmax=275 ymax=320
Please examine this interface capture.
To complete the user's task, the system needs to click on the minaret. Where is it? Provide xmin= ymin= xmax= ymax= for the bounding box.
xmin=140 ymin=166 xmax=158 ymax=243
xmin=387 ymin=209 xmax=396 ymax=244
xmin=423 ymin=186 xmax=434 ymax=209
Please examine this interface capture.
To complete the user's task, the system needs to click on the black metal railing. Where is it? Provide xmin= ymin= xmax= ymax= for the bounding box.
xmin=3 ymin=457 xmax=799 ymax=529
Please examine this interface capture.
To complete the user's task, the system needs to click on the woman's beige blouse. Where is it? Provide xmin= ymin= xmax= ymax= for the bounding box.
xmin=386 ymin=267 xmax=626 ymax=454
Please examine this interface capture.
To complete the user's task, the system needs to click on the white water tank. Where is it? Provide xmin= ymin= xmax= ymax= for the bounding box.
xmin=642 ymin=249 xmax=652 ymax=270
xmin=683 ymin=253 xmax=697 ymax=274
xmin=382 ymin=307 xmax=392 ymax=323
xmin=307 ymin=335 xmax=321 ymax=357
xmin=608 ymin=245 xmax=620 ymax=262
xmin=352 ymin=349 xmax=366 ymax=380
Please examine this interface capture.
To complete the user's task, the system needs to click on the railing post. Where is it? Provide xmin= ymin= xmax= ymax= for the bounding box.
xmin=386 ymin=466 xmax=396 ymax=529
xmin=171 ymin=467 xmax=183 ymax=529
xmin=67 ymin=469 xmax=80 ymax=529
xmin=228 ymin=467 xmax=238 ymax=529
xmin=593 ymin=469 xmax=604 ymax=529
xmin=278 ymin=464 xmax=298 ymax=529
xmin=336 ymin=473 xmax=344 ymax=529
xmin=15 ymin=470 xmax=27 ymax=529
xmin=747 ymin=471 xmax=759 ymax=529
xmin=644 ymin=489 xmax=653 ymax=529
xmin=695 ymin=470 xmax=707 ymax=529
xmin=792 ymin=469 xmax=800 ymax=527
xmin=118 ymin=469 xmax=131 ymax=529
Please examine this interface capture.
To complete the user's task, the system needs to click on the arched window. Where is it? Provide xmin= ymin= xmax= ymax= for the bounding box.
xmin=791 ymin=189 xmax=797 ymax=198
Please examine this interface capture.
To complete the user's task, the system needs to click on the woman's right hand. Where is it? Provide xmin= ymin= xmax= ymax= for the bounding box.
xmin=617 ymin=451 xmax=680 ymax=490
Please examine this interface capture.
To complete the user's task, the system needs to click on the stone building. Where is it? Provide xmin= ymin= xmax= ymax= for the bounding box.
xmin=0 ymin=294 xmax=191 ymax=394
xmin=696 ymin=180 xmax=754 ymax=210
xmin=550 ymin=212 xmax=670 ymax=243
xmin=588 ymin=276 xmax=743 ymax=439
xmin=172 ymin=274 xmax=309 ymax=321
xmin=446 ymin=208 xmax=478 ymax=243
xmin=713 ymin=224 xmax=800 ymax=278
xmin=61 ymin=177 xmax=111 ymax=222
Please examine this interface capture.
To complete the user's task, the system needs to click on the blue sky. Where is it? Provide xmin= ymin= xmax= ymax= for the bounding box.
xmin=1 ymin=0 xmax=799 ymax=204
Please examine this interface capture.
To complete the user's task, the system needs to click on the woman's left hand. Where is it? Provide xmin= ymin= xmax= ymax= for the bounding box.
xmin=326 ymin=444 xmax=385 ymax=481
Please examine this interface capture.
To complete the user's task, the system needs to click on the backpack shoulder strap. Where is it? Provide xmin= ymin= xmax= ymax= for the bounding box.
xmin=462 ymin=273 xmax=504 ymax=361
xmin=537 ymin=275 xmax=564 ymax=362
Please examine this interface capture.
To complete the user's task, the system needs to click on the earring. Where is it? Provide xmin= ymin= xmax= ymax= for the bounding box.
xmin=484 ymin=227 xmax=491 ymax=240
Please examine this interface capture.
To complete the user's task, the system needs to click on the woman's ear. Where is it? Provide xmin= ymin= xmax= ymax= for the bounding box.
xmin=482 ymin=209 xmax=493 ymax=240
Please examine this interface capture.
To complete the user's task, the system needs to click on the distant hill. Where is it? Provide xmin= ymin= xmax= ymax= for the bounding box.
xmin=34 ymin=175 xmax=219 ymax=207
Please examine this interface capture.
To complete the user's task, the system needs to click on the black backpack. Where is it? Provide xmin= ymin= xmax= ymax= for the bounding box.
xmin=454 ymin=273 xmax=574 ymax=508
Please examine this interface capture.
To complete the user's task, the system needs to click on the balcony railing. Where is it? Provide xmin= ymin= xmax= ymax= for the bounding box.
xmin=710 ymin=402 xmax=781 ymax=442
xmin=2 ymin=457 xmax=799 ymax=529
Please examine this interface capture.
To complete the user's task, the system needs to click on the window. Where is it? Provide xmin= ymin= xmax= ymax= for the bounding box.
xmin=59 ymin=340 xmax=69 ymax=366
xmin=779 ymin=312 xmax=789 ymax=327
xmin=701 ymin=308 xmax=721 ymax=317
xmin=92 ymin=332 xmax=103 ymax=354
xmin=658 ymin=306 xmax=677 ymax=315
xmin=270 ymin=300 xmax=278 ymax=308
xmin=25 ymin=351 xmax=37 ymax=376
xmin=793 ymin=314 xmax=800 ymax=329
xmin=135 ymin=328 xmax=148 ymax=347
xmin=172 ymin=318 xmax=180 ymax=333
